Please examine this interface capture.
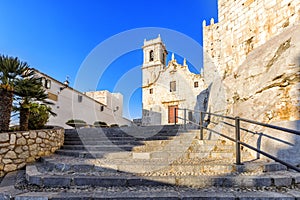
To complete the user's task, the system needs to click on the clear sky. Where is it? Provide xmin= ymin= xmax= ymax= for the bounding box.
xmin=0 ymin=0 xmax=218 ymax=119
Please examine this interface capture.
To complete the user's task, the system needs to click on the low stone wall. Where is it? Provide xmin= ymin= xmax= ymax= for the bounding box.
xmin=0 ymin=126 xmax=64 ymax=177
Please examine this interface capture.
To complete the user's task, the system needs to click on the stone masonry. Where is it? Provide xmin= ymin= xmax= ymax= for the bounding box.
xmin=203 ymin=0 xmax=300 ymax=80
xmin=202 ymin=0 xmax=300 ymax=162
xmin=0 ymin=127 xmax=64 ymax=177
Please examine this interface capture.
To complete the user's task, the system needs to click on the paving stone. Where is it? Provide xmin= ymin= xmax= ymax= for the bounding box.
xmin=43 ymin=176 xmax=71 ymax=187
xmin=73 ymin=176 xmax=127 ymax=186
xmin=15 ymin=193 xmax=48 ymax=200
xmin=181 ymin=191 xmax=235 ymax=200
xmin=133 ymin=152 xmax=151 ymax=159
xmin=273 ymin=176 xmax=293 ymax=187
xmin=233 ymin=191 xmax=294 ymax=200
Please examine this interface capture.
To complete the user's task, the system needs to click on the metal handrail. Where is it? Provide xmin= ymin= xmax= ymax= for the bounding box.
xmin=174 ymin=108 xmax=300 ymax=172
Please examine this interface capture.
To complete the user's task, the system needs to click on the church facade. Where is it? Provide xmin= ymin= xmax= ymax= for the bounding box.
xmin=142 ymin=36 xmax=206 ymax=125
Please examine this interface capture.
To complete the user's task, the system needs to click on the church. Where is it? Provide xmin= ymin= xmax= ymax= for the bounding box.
xmin=142 ymin=35 xmax=206 ymax=125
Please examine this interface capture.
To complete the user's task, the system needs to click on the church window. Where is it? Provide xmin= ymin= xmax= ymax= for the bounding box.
xmin=100 ymin=105 xmax=104 ymax=112
xmin=45 ymin=79 xmax=51 ymax=89
xmin=149 ymin=88 xmax=153 ymax=94
xmin=78 ymin=95 xmax=83 ymax=103
xmin=170 ymin=81 xmax=176 ymax=92
xmin=149 ymin=50 xmax=154 ymax=61
xmin=194 ymin=81 xmax=199 ymax=88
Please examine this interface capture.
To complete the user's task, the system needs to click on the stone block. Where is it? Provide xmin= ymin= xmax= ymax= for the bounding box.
xmin=9 ymin=134 xmax=16 ymax=144
xmin=0 ymin=148 xmax=9 ymax=154
xmin=23 ymin=132 xmax=29 ymax=136
xmin=273 ymin=176 xmax=292 ymax=186
xmin=4 ymin=151 xmax=17 ymax=159
xmin=73 ymin=176 xmax=126 ymax=186
xmin=29 ymin=132 xmax=37 ymax=139
xmin=240 ymin=176 xmax=272 ymax=187
xmin=43 ymin=177 xmax=71 ymax=187
xmin=22 ymin=146 xmax=29 ymax=151
xmin=293 ymin=175 xmax=300 ymax=184
xmin=13 ymin=159 xmax=25 ymax=164
xmin=16 ymin=194 xmax=48 ymax=200
xmin=234 ymin=191 xmax=294 ymax=199
xmin=38 ymin=132 xmax=47 ymax=139
xmin=27 ymin=139 xmax=35 ymax=145
xmin=17 ymin=137 xmax=27 ymax=145
xmin=132 ymin=152 xmax=150 ymax=159
xmin=29 ymin=144 xmax=38 ymax=151
xmin=0 ymin=133 xmax=9 ymax=142
xmin=36 ymin=138 xmax=42 ymax=144
xmin=4 ymin=164 xmax=17 ymax=172
xmin=17 ymin=163 xmax=26 ymax=169
xmin=18 ymin=151 xmax=29 ymax=159
xmin=2 ymin=159 xmax=13 ymax=164
xmin=26 ymin=157 xmax=36 ymax=163
xmin=27 ymin=176 xmax=42 ymax=186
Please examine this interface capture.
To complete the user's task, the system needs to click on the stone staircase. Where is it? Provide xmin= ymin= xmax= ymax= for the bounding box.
xmin=2 ymin=125 xmax=300 ymax=199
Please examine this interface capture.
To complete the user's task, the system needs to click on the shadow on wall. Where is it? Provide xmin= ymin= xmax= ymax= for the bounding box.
xmin=142 ymin=109 xmax=162 ymax=126
xmin=220 ymin=119 xmax=299 ymax=164
xmin=194 ymin=83 xmax=212 ymax=125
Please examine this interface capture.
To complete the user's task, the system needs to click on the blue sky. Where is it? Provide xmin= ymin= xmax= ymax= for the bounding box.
xmin=0 ymin=0 xmax=218 ymax=119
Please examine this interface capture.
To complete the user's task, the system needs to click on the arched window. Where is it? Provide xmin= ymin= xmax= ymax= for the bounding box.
xmin=149 ymin=50 xmax=154 ymax=61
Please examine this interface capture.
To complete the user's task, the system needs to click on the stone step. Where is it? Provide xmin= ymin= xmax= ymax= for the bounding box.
xmin=41 ymin=155 xmax=288 ymax=175
xmin=5 ymin=169 xmax=300 ymax=199
xmin=55 ymin=150 xmax=107 ymax=158
xmin=63 ymin=140 xmax=143 ymax=146
xmin=26 ymin=164 xmax=300 ymax=188
xmin=4 ymin=170 xmax=300 ymax=200
xmin=64 ymin=130 xmax=182 ymax=138
xmin=61 ymin=145 xmax=135 ymax=151
xmin=13 ymin=190 xmax=300 ymax=200
xmin=55 ymin=147 xmax=234 ymax=160
xmin=64 ymin=136 xmax=177 ymax=142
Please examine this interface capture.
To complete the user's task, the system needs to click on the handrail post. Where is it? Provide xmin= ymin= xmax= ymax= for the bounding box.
xmin=184 ymin=108 xmax=187 ymax=131
xmin=174 ymin=107 xmax=177 ymax=126
xmin=235 ymin=117 xmax=241 ymax=165
xmin=199 ymin=111 xmax=203 ymax=140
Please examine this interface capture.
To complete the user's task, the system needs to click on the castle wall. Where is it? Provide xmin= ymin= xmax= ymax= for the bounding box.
xmin=204 ymin=0 xmax=300 ymax=79
xmin=202 ymin=0 xmax=300 ymax=162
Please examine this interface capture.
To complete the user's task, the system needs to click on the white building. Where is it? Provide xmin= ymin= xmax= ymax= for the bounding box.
xmin=34 ymin=69 xmax=131 ymax=128
xmin=85 ymin=90 xmax=123 ymax=117
xmin=142 ymin=36 xmax=206 ymax=125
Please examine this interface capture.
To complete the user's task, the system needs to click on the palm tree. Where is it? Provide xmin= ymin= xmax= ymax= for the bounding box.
xmin=0 ymin=55 xmax=30 ymax=132
xmin=14 ymin=76 xmax=54 ymax=131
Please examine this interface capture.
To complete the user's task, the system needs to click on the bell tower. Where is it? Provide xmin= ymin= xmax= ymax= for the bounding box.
xmin=142 ymin=35 xmax=167 ymax=87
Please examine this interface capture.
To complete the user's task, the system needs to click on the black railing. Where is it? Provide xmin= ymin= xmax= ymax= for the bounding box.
xmin=174 ymin=108 xmax=300 ymax=172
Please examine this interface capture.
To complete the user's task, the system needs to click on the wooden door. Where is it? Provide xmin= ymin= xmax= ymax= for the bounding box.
xmin=168 ymin=105 xmax=178 ymax=123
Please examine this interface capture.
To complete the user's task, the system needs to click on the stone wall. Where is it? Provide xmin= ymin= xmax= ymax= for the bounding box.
xmin=203 ymin=0 xmax=300 ymax=80
xmin=202 ymin=0 xmax=300 ymax=162
xmin=0 ymin=127 xmax=64 ymax=176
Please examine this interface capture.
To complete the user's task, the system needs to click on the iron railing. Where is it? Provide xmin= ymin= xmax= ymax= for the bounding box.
xmin=174 ymin=108 xmax=300 ymax=172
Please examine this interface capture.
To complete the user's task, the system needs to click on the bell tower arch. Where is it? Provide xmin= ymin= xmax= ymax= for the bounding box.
xmin=142 ymin=35 xmax=167 ymax=87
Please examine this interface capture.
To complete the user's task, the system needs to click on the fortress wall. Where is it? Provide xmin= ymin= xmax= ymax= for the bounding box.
xmin=203 ymin=0 xmax=300 ymax=79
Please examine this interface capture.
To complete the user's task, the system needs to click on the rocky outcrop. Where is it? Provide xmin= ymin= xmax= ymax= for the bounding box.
xmin=0 ymin=127 xmax=64 ymax=176
xmin=205 ymin=24 xmax=300 ymax=163
xmin=225 ymin=25 xmax=299 ymax=122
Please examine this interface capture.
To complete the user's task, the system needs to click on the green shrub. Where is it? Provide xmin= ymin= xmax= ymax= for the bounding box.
xmin=93 ymin=121 xmax=108 ymax=128
xmin=28 ymin=103 xmax=51 ymax=130
xmin=66 ymin=119 xmax=87 ymax=128
xmin=110 ymin=124 xmax=119 ymax=128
